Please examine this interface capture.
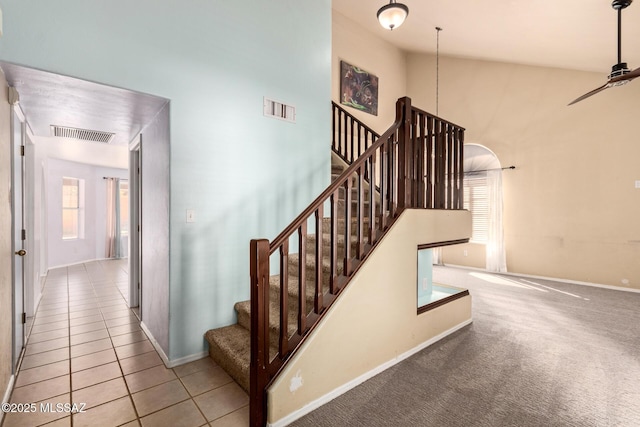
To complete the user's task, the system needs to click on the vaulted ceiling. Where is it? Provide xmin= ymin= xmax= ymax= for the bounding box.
xmin=333 ymin=0 xmax=640 ymax=74
xmin=4 ymin=1 xmax=640 ymax=148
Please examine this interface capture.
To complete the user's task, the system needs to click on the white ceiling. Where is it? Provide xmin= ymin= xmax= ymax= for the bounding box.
xmin=4 ymin=1 xmax=639 ymax=146
xmin=333 ymin=0 xmax=640 ymax=74
xmin=0 ymin=62 xmax=168 ymax=147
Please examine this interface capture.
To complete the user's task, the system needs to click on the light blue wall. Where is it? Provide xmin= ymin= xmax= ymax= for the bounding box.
xmin=0 ymin=0 xmax=332 ymax=360
xmin=417 ymin=248 xmax=433 ymax=303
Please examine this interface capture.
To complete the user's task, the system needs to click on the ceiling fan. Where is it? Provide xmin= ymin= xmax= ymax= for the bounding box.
xmin=568 ymin=0 xmax=640 ymax=105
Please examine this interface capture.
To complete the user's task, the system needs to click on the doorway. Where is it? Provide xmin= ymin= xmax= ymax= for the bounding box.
xmin=10 ymin=103 xmax=26 ymax=371
xmin=0 ymin=62 xmax=169 ymax=349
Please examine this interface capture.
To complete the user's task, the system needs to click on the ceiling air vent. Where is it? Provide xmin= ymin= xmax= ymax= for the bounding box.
xmin=50 ymin=125 xmax=115 ymax=143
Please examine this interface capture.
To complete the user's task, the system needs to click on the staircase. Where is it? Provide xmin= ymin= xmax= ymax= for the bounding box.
xmin=205 ymin=97 xmax=465 ymax=426
xmin=204 ymin=156 xmax=362 ymax=393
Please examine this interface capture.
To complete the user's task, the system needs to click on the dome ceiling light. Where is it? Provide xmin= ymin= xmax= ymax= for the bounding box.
xmin=377 ymin=0 xmax=409 ymax=31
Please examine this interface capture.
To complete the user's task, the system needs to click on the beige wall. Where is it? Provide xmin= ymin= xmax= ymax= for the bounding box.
xmin=0 ymin=73 xmax=13 ymax=408
xmin=407 ymin=53 xmax=640 ymax=289
xmin=332 ymin=10 xmax=407 ymax=133
xmin=267 ymin=209 xmax=472 ymax=425
xmin=443 ymin=242 xmax=485 ymax=269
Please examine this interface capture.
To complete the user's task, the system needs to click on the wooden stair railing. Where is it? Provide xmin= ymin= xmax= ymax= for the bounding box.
xmin=332 ymin=101 xmax=380 ymax=164
xmin=250 ymin=97 xmax=465 ymax=427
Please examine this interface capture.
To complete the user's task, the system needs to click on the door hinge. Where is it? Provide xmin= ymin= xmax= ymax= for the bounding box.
xmin=22 ymin=313 xmax=26 ymax=324
xmin=138 ymin=225 xmax=140 ymax=232
xmin=138 ymin=282 xmax=141 ymax=289
xmin=21 ymin=229 xmax=26 ymax=240
xmin=20 ymin=145 xmax=25 ymax=156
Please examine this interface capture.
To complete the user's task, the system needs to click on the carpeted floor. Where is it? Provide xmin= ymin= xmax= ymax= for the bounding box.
xmin=290 ymin=266 xmax=640 ymax=427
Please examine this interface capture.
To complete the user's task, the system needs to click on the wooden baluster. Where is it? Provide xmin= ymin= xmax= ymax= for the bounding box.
xmin=357 ymin=123 xmax=362 ymax=159
xmin=458 ymin=129 xmax=465 ymax=209
xmin=390 ymin=134 xmax=397 ymax=217
xmin=338 ymin=109 xmax=343 ymax=159
xmin=350 ymin=117 xmax=355 ymax=163
xmin=380 ymin=141 xmax=387 ymax=231
xmin=368 ymin=150 xmax=376 ymax=245
xmin=279 ymin=241 xmax=289 ymax=356
xmin=426 ymin=116 xmax=434 ymax=208
xmin=330 ymin=191 xmax=338 ymax=294
xmin=448 ymin=126 xmax=452 ymax=209
xmin=332 ymin=104 xmax=336 ymax=152
xmin=411 ymin=109 xmax=418 ymax=208
xmin=452 ymin=126 xmax=459 ymax=210
xmin=314 ymin=207 xmax=323 ymax=314
xmin=250 ymin=239 xmax=270 ymax=427
xmin=298 ymin=224 xmax=307 ymax=334
xmin=344 ymin=178 xmax=352 ymax=276
xmin=357 ymin=166 xmax=364 ymax=259
xmin=436 ymin=120 xmax=446 ymax=209
xmin=418 ymin=113 xmax=426 ymax=208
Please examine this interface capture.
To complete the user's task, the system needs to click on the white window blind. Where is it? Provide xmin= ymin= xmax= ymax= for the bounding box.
xmin=62 ymin=177 xmax=85 ymax=240
xmin=463 ymin=175 xmax=488 ymax=243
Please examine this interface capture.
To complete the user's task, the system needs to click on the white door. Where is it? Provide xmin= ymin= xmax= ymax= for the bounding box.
xmin=11 ymin=106 xmax=26 ymax=370
xmin=129 ymin=136 xmax=142 ymax=319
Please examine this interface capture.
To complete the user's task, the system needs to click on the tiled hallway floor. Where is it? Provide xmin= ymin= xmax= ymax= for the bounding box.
xmin=2 ymin=260 xmax=249 ymax=427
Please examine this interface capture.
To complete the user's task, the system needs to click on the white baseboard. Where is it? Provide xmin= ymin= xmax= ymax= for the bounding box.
xmin=46 ymin=257 xmax=128 ymax=271
xmin=140 ymin=321 xmax=170 ymax=367
xmin=165 ymin=351 xmax=209 ymax=368
xmin=139 ymin=322 xmax=208 ymax=369
xmin=2 ymin=374 xmax=15 ymax=404
xmin=442 ymin=264 xmax=640 ymax=294
xmin=1 ymin=374 xmax=16 ymax=424
xmin=268 ymin=318 xmax=473 ymax=427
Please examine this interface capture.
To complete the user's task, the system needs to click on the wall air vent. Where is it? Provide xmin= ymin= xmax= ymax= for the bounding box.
xmin=263 ymin=97 xmax=296 ymax=123
xmin=50 ymin=125 xmax=115 ymax=143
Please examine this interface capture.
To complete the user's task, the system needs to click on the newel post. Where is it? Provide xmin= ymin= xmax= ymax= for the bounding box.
xmin=397 ymin=96 xmax=413 ymax=211
xmin=250 ymin=239 xmax=270 ymax=427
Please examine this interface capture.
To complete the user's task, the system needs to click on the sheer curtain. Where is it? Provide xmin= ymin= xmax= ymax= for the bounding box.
xmin=485 ymin=169 xmax=507 ymax=272
xmin=105 ymin=178 xmax=122 ymax=259
xmin=432 ymin=247 xmax=443 ymax=265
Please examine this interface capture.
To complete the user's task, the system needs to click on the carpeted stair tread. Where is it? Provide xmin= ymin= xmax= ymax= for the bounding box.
xmin=204 ymin=324 xmax=251 ymax=392
xmin=235 ymin=300 xmax=303 ymax=349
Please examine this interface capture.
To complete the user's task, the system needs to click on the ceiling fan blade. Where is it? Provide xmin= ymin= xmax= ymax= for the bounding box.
xmin=568 ymin=83 xmax=611 ymax=106
xmin=609 ymin=66 xmax=640 ymax=84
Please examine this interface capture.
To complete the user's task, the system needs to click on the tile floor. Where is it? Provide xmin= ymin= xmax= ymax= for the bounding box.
xmin=2 ymin=259 xmax=249 ymax=427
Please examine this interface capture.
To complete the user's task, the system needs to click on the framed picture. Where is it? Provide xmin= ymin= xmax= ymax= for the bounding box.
xmin=340 ymin=61 xmax=378 ymax=116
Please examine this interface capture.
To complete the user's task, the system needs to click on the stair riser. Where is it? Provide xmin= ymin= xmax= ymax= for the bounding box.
xmin=321 ymin=218 xmax=375 ymax=235
xmin=207 ymin=336 xmax=250 ymax=393
xmin=287 ymin=257 xmax=346 ymax=284
xmin=305 ymin=239 xmax=357 ymax=258
xmin=236 ymin=300 xmax=312 ymax=350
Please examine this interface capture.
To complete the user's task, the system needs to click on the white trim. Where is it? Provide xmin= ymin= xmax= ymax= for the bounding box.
xmin=165 ymin=351 xmax=209 ymax=368
xmin=139 ymin=322 xmax=209 ymax=368
xmin=1 ymin=374 xmax=16 ymax=424
xmin=2 ymin=374 xmax=15 ymax=404
xmin=140 ymin=321 xmax=170 ymax=367
xmin=267 ymin=318 xmax=473 ymax=427
xmin=443 ymin=263 xmax=640 ymax=294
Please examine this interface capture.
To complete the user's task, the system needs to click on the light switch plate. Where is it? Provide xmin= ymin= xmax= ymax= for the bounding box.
xmin=186 ymin=209 xmax=195 ymax=223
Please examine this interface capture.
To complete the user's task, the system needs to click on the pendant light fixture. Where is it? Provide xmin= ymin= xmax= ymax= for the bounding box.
xmin=377 ymin=0 xmax=409 ymax=30
xmin=435 ymin=27 xmax=442 ymax=116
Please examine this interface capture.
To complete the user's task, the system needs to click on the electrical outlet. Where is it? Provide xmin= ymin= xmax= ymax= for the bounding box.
xmin=635 ymin=180 xmax=640 ymax=189
xmin=422 ymin=278 xmax=428 ymax=291
xmin=463 ymin=249 xmax=468 ymax=256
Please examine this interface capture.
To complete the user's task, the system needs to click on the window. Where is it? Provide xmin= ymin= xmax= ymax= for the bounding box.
xmin=62 ymin=177 xmax=84 ymax=239
xmin=463 ymin=175 xmax=488 ymax=243
xmin=119 ymin=180 xmax=129 ymax=236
